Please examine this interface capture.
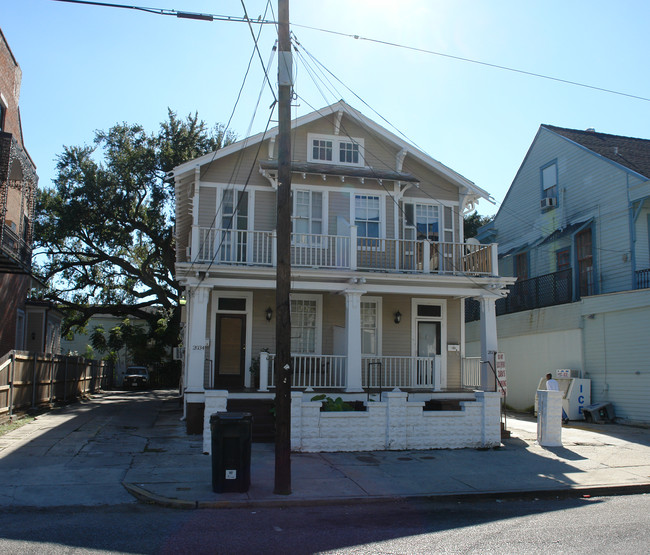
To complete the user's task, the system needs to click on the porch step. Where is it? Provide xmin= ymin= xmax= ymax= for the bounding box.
xmin=226 ymin=399 xmax=275 ymax=443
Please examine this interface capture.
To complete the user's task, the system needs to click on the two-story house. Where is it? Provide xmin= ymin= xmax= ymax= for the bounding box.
xmin=0 ymin=28 xmax=61 ymax=359
xmin=173 ymin=101 xmax=513 ymax=452
xmin=468 ymin=125 xmax=650 ymax=423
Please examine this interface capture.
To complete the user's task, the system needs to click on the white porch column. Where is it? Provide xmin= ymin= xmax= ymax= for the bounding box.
xmin=186 ymin=286 xmax=210 ymax=392
xmin=479 ymin=296 xmax=498 ymax=392
xmin=344 ymin=289 xmax=364 ymax=392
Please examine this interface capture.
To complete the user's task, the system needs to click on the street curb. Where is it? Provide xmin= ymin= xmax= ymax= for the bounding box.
xmin=122 ymin=482 xmax=650 ymax=511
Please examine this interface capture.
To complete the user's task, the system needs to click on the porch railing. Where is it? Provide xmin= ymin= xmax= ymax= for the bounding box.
xmin=261 ymin=353 xmax=347 ymax=391
xmin=259 ymin=353 xmax=441 ymax=391
xmin=461 ymin=357 xmax=481 ymax=389
xmin=362 ymin=356 xmax=440 ymax=390
xmin=193 ymin=226 xmax=495 ymax=277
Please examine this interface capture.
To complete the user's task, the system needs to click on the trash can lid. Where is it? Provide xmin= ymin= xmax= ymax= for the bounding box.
xmin=210 ymin=411 xmax=253 ymax=422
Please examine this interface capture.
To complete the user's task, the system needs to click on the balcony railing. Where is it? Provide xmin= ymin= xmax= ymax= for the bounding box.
xmin=193 ymin=226 xmax=495 ymax=277
xmin=466 ymin=268 xmax=573 ymax=322
xmin=0 ymin=224 xmax=32 ymax=272
xmin=636 ymin=268 xmax=650 ymax=289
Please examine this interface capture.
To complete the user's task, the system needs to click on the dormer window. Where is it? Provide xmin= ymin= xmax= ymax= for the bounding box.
xmin=308 ymin=133 xmax=364 ymax=166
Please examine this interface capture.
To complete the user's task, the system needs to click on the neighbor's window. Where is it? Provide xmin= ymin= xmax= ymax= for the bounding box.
xmin=556 ymin=248 xmax=570 ymax=271
xmin=542 ymin=162 xmax=558 ymax=204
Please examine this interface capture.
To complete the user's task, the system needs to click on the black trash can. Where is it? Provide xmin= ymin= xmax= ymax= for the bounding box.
xmin=210 ymin=412 xmax=253 ymax=493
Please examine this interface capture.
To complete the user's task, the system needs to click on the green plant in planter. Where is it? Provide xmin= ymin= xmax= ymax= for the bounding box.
xmin=311 ymin=394 xmax=354 ymax=412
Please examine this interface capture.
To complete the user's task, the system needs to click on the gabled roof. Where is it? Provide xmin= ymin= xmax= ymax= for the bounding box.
xmin=542 ymin=125 xmax=650 ymax=179
xmin=172 ymin=100 xmax=490 ymax=200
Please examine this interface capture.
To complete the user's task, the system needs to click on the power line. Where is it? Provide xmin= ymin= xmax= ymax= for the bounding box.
xmin=51 ymin=0 xmax=650 ymax=104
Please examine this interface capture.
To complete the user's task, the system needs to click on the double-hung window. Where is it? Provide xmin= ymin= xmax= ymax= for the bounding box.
xmin=220 ymin=189 xmax=248 ymax=262
xmin=294 ymin=190 xmax=323 ymax=239
xmin=355 ymin=194 xmax=381 ymax=246
xmin=290 ymin=295 xmax=321 ymax=353
xmin=361 ymin=298 xmax=381 ymax=356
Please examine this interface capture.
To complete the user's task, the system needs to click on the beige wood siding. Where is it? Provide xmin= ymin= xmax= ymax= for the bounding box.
xmin=254 ymin=189 xmax=277 ymax=231
xmin=198 ymin=186 xmax=216 ymax=227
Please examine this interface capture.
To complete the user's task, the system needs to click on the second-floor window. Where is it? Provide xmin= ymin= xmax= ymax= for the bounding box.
xmin=515 ymin=252 xmax=528 ymax=280
xmin=576 ymin=228 xmax=594 ymax=296
xmin=556 ymin=248 xmax=570 ymax=271
xmin=293 ymin=190 xmax=323 ymax=237
xmin=309 ymin=133 xmax=364 ymax=166
xmin=355 ymin=194 xmax=381 ymax=240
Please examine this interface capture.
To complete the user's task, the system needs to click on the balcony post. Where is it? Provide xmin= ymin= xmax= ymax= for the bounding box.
xmin=350 ymin=225 xmax=358 ymax=270
xmin=272 ymin=229 xmax=278 ymax=267
xmin=191 ymin=225 xmax=200 ymax=262
xmin=422 ymin=240 xmax=431 ymax=273
xmin=490 ymin=243 xmax=499 ymax=276
xmin=344 ymin=289 xmax=364 ymax=391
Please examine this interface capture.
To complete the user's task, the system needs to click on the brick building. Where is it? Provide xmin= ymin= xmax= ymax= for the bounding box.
xmin=0 ymin=28 xmax=60 ymax=356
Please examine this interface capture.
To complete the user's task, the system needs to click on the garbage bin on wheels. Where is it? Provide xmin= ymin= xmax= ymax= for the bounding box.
xmin=210 ymin=412 xmax=253 ymax=493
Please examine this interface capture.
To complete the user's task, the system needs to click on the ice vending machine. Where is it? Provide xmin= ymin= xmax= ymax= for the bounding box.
xmin=535 ymin=369 xmax=591 ymax=420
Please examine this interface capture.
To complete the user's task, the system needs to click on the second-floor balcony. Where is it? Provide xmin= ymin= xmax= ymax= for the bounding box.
xmin=0 ymin=223 xmax=32 ymax=273
xmin=466 ymin=268 xmax=573 ymax=321
xmin=190 ymin=227 xmax=496 ymax=277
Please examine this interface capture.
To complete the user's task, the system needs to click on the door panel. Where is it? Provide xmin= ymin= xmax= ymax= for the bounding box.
xmin=215 ymin=314 xmax=246 ymax=389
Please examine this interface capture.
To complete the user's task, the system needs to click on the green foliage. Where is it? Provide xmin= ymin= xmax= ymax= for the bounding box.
xmin=34 ymin=110 xmax=236 ymax=360
xmin=463 ymin=212 xmax=493 ymax=239
xmin=311 ymin=394 xmax=355 ymax=412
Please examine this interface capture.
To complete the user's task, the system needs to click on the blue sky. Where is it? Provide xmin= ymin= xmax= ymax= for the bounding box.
xmin=3 ymin=0 xmax=649 ymax=216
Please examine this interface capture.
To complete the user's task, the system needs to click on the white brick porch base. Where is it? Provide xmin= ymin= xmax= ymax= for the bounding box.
xmin=202 ymin=389 xmax=501 ymax=454
xmin=290 ymin=390 xmax=501 ymax=452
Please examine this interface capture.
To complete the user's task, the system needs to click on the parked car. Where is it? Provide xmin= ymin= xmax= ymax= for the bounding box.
xmin=123 ymin=366 xmax=149 ymax=389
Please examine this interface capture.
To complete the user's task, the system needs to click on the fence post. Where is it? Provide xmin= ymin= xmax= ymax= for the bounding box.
xmin=49 ymin=354 xmax=54 ymax=404
xmin=259 ymin=351 xmax=269 ymax=392
xmin=32 ymin=352 xmax=38 ymax=409
xmin=9 ymin=352 xmax=15 ymax=420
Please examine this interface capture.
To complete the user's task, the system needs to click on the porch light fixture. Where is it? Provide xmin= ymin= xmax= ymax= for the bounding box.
xmin=265 ymin=307 xmax=273 ymax=322
xmin=394 ymin=310 xmax=402 ymax=324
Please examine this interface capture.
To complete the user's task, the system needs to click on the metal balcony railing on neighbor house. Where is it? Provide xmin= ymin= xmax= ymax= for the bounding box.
xmin=194 ymin=227 xmax=495 ymax=277
xmin=636 ymin=268 xmax=650 ymax=289
xmin=1 ymin=223 xmax=32 ymax=272
xmin=465 ymin=268 xmax=573 ymax=322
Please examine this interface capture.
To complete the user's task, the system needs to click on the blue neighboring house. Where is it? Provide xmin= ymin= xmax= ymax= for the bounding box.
xmin=468 ymin=125 xmax=650 ymax=423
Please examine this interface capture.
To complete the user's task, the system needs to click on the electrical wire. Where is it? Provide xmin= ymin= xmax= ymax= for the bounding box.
xmin=51 ymin=0 xmax=650 ymax=104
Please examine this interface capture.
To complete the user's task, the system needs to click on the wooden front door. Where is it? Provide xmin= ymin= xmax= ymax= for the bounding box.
xmin=215 ymin=314 xmax=246 ymax=389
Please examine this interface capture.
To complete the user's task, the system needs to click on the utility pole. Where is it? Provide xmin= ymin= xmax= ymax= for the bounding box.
xmin=274 ymin=0 xmax=292 ymax=495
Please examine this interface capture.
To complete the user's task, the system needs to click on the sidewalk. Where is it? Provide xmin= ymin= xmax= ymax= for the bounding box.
xmin=1 ymin=391 xmax=650 ymax=509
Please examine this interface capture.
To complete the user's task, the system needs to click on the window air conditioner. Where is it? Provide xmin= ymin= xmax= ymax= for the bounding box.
xmin=541 ymin=197 xmax=557 ymax=209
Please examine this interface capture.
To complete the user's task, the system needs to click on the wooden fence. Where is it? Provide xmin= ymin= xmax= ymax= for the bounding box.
xmin=0 ymin=350 xmax=111 ymax=422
